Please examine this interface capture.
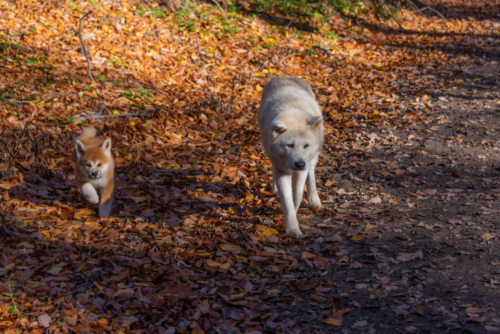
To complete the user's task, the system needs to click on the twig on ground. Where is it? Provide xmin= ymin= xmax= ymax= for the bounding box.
xmin=0 ymin=92 xmax=80 ymax=105
xmin=0 ymin=210 xmax=16 ymax=221
xmin=96 ymin=101 xmax=105 ymax=115
xmin=185 ymin=108 xmax=210 ymax=115
xmin=312 ymin=45 xmax=341 ymax=65
xmin=210 ymin=0 xmax=228 ymax=23
xmin=381 ymin=2 xmax=403 ymax=31
xmin=338 ymin=34 xmax=375 ymax=45
xmin=73 ymin=112 xmax=149 ymax=121
xmin=19 ymin=120 xmax=40 ymax=138
xmin=74 ymin=106 xmax=165 ymax=122
xmin=78 ymin=11 xmax=94 ymax=82
xmin=193 ymin=21 xmax=202 ymax=56
xmin=411 ymin=5 xmax=447 ymax=21
xmin=408 ymin=0 xmax=448 ymax=22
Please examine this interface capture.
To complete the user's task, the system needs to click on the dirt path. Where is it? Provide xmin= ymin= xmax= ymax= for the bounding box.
xmin=269 ymin=59 xmax=500 ymax=333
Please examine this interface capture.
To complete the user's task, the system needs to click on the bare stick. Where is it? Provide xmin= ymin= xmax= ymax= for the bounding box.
xmin=185 ymin=108 xmax=209 ymax=115
xmin=210 ymin=0 xmax=228 ymax=23
xmin=78 ymin=11 xmax=94 ymax=82
xmin=312 ymin=45 xmax=341 ymax=64
xmin=0 ymin=210 xmax=16 ymax=221
xmin=193 ymin=21 xmax=202 ymax=56
xmin=73 ymin=112 xmax=149 ymax=121
xmin=96 ymin=101 xmax=105 ymax=115
xmin=381 ymin=2 xmax=403 ymax=31
xmin=424 ymin=6 xmax=447 ymax=21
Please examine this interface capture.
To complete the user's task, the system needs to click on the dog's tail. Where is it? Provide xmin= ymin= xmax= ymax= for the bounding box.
xmin=77 ymin=127 xmax=97 ymax=141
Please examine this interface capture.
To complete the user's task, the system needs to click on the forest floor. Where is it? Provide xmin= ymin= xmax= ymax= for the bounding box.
xmin=1 ymin=0 xmax=500 ymax=333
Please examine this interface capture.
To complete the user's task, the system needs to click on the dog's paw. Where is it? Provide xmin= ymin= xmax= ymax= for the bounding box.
xmin=309 ymin=201 xmax=322 ymax=210
xmin=85 ymin=195 xmax=99 ymax=205
xmin=308 ymin=196 xmax=322 ymax=210
xmin=286 ymin=228 xmax=303 ymax=239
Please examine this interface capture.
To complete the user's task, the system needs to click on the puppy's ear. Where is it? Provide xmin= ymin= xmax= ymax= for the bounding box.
xmin=307 ymin=116 xmax=323 ymax=128
xmin=272 ymin=123 xmax=288 ymax=138
xmin=101 ymin=138 xmax=112 ymax=155
xmin=75 ymin=140 xmax=86 ymax=156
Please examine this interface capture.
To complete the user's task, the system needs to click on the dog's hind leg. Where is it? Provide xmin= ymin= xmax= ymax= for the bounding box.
xmin=306 ymin=155 xmax=322 ymax=210
xmin=292 ymin=170 xmax=308 ymax=212
xmin=272 ymin=176 xmax=278 ymax=194
xmin=98 ymin=184 xmax=114 ymax=218
xmin=274 ymin=167 xmax=302 ymax=239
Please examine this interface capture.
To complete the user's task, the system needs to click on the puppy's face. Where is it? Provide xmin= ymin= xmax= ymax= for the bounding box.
xmin=74 ymin=139 xmax=112 ymax=180
xmin=271 ymin=113 xmax=323 ymax=171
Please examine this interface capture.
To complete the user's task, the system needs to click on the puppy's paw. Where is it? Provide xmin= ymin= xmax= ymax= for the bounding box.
xmin=81 ymin=183 xmax=99 ymax=204
xmin=286 ymin=228 xmax=303 ymax=239
xmin=86 ymin=196 xmax=99 ymax=205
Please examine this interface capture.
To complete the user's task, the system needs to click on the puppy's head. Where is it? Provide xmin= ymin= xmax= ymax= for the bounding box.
xmin=271 ymin=111 xmax=322 ymax=171
xmin=74 ymin=139 xmax=112 ymax=180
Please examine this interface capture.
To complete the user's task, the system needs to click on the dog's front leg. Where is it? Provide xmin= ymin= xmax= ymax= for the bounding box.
xmin=292 ymin=170 xmax=308 ymax=212
xmin=81 ymin=183 xmax=99 ymax=205
xmin=306 ymin=156 xmax=321 ymax=210
xmin=275 ymin=168 xmax=302 ymax=239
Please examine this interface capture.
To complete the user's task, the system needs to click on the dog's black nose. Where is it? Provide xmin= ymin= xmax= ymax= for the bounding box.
xmin=295 ymin=161 xmax=306 ymax=170
xmin=89 ymin=171 xmax=99 ymax=179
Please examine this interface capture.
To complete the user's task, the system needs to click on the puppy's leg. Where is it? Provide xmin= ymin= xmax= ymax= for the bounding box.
xmin=98 ymin=183 xmax=114 ymax=218
xmin=274 ymin=166 xmax=302 ymax=239
xmin=306 ymin=155 xmax=321 ymax=210
xmin=80 ymin=183 xmax=99 ymax=205
xmin=292 ymin=170 xmax=308 ymax=212
xmin=272 ymin=176 xmax=278 ymax=194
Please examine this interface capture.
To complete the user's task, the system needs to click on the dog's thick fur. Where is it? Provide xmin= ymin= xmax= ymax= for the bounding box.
xmin=259 ymin=76 xmax=324 ymax=238
xmin=74 ymin=127 xmax=114 ymax=218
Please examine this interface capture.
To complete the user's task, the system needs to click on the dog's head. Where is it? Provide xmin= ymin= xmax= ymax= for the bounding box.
xmin=74 ymin=139 xmax=112 ymax=180
xmin=270 ymin=110 xmax=323 ymax=171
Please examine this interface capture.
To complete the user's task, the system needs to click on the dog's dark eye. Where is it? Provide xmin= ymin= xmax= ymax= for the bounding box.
xmin=304 ymin=144 xmax=309 ymax=149
xmin=97 ymin=163 xmax=102 ymax=167
xmin=87 ymin=163 xmax=92 ymax=167
xmin=287 ymin=144 xmax=294 ymax=148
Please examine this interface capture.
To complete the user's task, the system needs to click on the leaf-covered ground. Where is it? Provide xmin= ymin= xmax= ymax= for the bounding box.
xmin=1 ymin=0 xmax=500 ymax=333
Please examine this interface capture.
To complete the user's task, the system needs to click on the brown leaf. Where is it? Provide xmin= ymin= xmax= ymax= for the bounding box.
xmin=37 ymin=314 xmax=52 ymax=328
xmin=322 ymin=318 xmax=342 ymax=326
xmin=396 ymin=249 xmax=423 ymax=262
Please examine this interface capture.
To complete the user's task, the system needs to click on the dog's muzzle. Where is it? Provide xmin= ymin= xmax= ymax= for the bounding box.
xmin=293 ymin=161 xmax=306 ymax=171
xmin=89 ymin=171 xmax=100 ymax=179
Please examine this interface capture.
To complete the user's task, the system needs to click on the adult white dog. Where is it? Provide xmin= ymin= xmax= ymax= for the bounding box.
xmin=258 ymin=76 xmax=324 ymax=239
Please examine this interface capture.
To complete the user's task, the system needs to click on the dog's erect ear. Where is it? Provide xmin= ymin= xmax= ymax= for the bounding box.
xmin=307 ymin=116 xmax=323 ymax=128
xmin=75 ymin=140 xmax=86 ymax=156
xmin=101 ymin=138 xmax=112 ymax=155
xmin=272 ymin=123 xmax=288 ymax=138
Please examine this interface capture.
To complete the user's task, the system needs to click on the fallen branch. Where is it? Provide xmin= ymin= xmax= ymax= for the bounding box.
xmin=0 ymin=210 xmax=16 ymax=221
xmin=78 ymin=11 xmax=94 ymax=82
xmin=338 ymin=34 xmax=375 ymax=45
xmin=96 ymin=101 xmax=105 ymax=115
xmin=411 ymin=6 xmax=447 ymax=21
xmin=186 ymin=108 xmax=210 ymax=115
xmin=210 ymin=0 xmax=228 ymax=23
xmin=381 ymin=2 xmax=403 ymax=31
xmin=193 ymin=21 xmax=202 ymax=56
xmin=0 ymin=92 xmax=80 ymax=105
xmin=73 ymin=112 xmax=149 ymax=121
xmin=312 ymin=45 xmax=341 ymax=64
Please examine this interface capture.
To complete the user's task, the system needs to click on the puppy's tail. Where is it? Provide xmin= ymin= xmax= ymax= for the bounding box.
xmin=77 ymin=127 xmax=97 ymax=141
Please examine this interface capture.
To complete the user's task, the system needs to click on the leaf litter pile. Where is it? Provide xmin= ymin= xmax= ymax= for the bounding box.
xmin=1 ymin=0 xmax=500 ymax=333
